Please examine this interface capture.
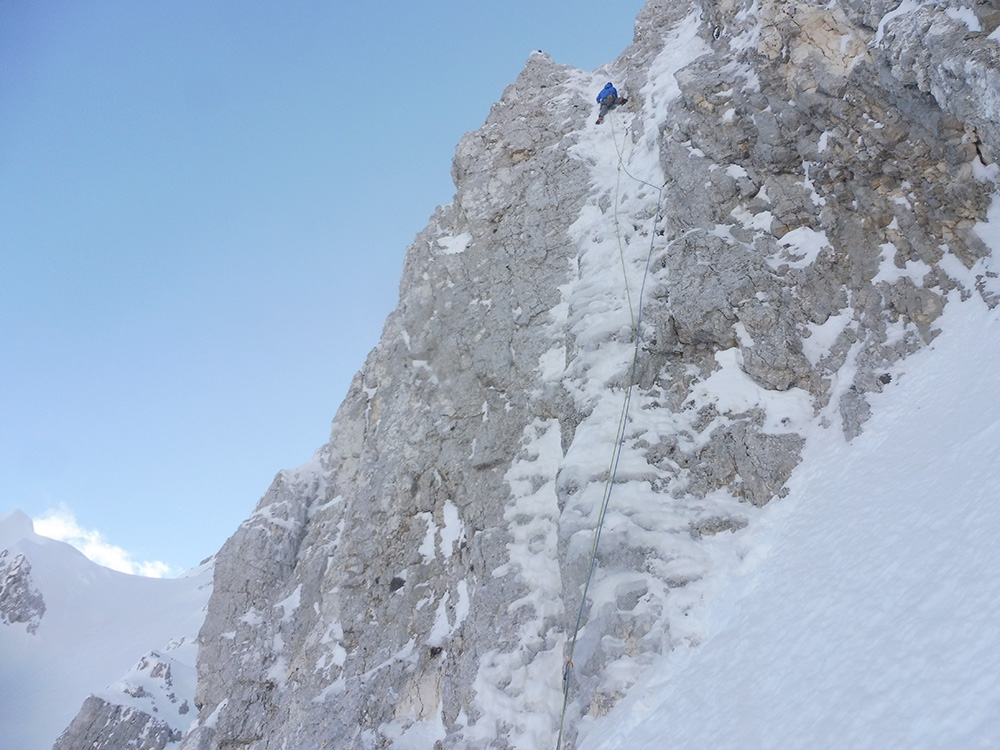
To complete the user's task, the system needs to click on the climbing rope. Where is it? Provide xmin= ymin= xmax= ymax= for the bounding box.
xmin=555 ymin=107 xmax=668 ymax=750
xmin=614 ymin=156 xmax=636 ymax=330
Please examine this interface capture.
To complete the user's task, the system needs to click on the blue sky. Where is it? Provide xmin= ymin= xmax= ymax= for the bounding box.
xmin=1 ymin=1 xmax=644 ymax=575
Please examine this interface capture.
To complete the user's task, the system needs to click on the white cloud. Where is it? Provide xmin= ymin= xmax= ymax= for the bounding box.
xmin=33 ymin=505 xmax=175 ymax=578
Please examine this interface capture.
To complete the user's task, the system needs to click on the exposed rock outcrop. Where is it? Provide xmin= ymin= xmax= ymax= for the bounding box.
xmin=0 ymin=549 xmax=45 ymax=635
xmin=52 ymin=696 xmax=181 ymax=750
xmin=51 ymin=645 xmax=198 ymax=750
xmin=53 ymin=642 xmax=193 ymax=750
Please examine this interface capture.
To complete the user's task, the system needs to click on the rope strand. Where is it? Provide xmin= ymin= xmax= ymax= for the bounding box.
xmin=555 ymin=107 xmax=667 ymax=750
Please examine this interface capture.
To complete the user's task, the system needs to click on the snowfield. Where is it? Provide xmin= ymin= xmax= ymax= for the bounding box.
xmin=583 ymin=291 xmax=1000 ymax=749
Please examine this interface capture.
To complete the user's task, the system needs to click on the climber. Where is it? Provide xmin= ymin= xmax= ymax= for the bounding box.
xmin=595 ymin=82 xmax=627 ymax=124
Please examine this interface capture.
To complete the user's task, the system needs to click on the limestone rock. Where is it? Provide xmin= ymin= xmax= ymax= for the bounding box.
xmin=0 ymin=549 xmax=45 ymax=635
xmin=871 ymin=2 xmax=1000 ymax=162
xmin=52 ymin=696 xmax=181 ymax=750
xmin=53 ymin=648 xmax=197 ymax=750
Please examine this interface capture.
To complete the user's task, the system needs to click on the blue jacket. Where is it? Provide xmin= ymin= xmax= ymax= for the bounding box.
xmin=597 ymin=82 xmax=617 ymax=103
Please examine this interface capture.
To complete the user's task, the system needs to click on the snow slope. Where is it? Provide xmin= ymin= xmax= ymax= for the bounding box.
xmin=0 ymin=512 xmax=212 ymax=750
xmin=583 ymin=291 xmax=1000 ymax=749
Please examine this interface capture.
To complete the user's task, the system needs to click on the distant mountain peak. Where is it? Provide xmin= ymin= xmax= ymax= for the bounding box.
xmin=0 ymin=508 xmax=43 ymax=546
xmin=0 ymin=507 xmax=212 ymax=749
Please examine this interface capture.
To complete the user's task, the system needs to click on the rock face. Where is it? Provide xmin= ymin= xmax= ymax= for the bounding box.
xmin=52 ymin=695 xmax=181 ymax=750
xmin=0 ymin=549 xmax=45 ymax=635
xmin=57 ymin=1 xmax=1000 ymax=748
xmin=52 ymin=648 xmax=196 ymax=750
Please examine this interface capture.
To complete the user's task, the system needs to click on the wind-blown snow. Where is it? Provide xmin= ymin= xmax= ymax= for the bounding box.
xmin=32 ymin=505 xmax=176 ymax=577
xmin=582 ymin=292 xmax=1000 ymax=749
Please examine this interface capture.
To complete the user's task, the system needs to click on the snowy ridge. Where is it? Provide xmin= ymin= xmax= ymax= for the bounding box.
xmin=96 ymin=642 xmax=199 ymax=727
xmin=0 ymin=510 xmax=212 ymax=750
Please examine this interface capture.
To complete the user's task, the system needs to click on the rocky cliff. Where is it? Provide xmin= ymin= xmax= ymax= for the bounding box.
xmin=58 ymin=0 xmax=1000 ymax=748
xmin=0 ymin=548 xmax=46 ymax=635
